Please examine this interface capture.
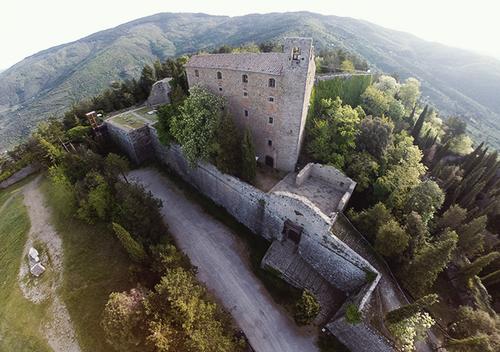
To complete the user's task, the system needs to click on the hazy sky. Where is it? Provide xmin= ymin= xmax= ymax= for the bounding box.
xmin=1 ymin=0 xmax=499 ymax=69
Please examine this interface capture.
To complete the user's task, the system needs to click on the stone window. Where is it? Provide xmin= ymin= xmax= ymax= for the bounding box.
xmin=244 ymin=109 xmax=249 ymax=117
xmin=195 ymin=69 xmax=199 ymax=77
xmin=242 ymin=74 xmax=248 ymax=83
xmin=268 ymin=96 xmax=275 ymax=103
xmin=219 ymin=87 xmax=223 ymax=92
xmin=268 ymin=117 xmax=274 ymax=124
xmin=268 ymin=78 xmax=276 ymax=88
xmin=268 ymin=139 xmax=273 ymax=146
xmin=217 ymin=71 xmax=222 ymax=79
xmin=243 ymin=91 xmax=248 ymax=97
xmin=292 ymin=47 xmax=301 ymax=61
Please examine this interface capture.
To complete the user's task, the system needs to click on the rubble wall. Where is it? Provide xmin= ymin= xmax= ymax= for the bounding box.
xmin=106 ymin=122 xmax=153 ymax=164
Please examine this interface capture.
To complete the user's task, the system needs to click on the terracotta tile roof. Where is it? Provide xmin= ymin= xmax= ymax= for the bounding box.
xmin=186 ymin=53 xmax=285 ymax=75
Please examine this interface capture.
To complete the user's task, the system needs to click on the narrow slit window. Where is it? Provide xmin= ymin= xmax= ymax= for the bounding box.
xmin=217 ymin=71 xmax=222 ymax=79
xmin=243 ymin=91 xmax=248 ymax=97
xmin=242 ymin=74 xmax=248 ymax=83
xmin=195 ymin=69 xmax=199 ymax=77
xmin=244 ymin=110 xmax=249 ymax=117
xmin=268 ymin=117 xmax=274 ymax=124
xmin=268 ymin=78 xmax=276 ymax=88
xmin=268 ymin=140 xmax=273 ymax=146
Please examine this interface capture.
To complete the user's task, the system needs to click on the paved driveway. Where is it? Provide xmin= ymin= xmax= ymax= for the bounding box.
xmin=129 ymin=168 xmax=318 ymax=352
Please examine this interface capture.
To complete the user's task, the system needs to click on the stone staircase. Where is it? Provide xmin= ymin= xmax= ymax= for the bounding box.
xmin=262 ymin=239 xmax=345 ymax=323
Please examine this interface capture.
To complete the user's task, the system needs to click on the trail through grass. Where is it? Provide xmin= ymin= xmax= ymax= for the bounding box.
xmin=41 ymin=179 xmax=132 ymax=352
xmin=0 ymin=192 xmax=52 ymax=352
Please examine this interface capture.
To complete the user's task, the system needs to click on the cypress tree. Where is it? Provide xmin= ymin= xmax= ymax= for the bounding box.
xmin=402 ymin=230 xmax=458 ymax=295
xmin=459 ymin=181 xmax=485 ymax=210
xmin=444 ymin=334 xmax=492 ymax=352
xmin=215 ymin=114 xmax=241 ymax=175
xmin=112 ymin=223 xmax=147 ymax=263
xmin=430 ymin=142 xmax=450 ymax=171
xmin=481 ymin=269 xmax=500 ymax=287
xmin=405 ymin=212 xmax=429 ymax=258
xmin=241 ymin=129 xmax=256 ymax=183
xmin=385 ymin=293 xmax=439 ymax=324
xmin=407 ymin=103 xmax=417 ymax=124
xmin=459 ymin=252 xmax=500 ymax=281
xmin=435 ymin=204 xmax=467 ymax=234
xmin=138 ymin=64 xmax=157 ymax=100
xmin=457 ymin=215 xmax=487 ymax=257
xmin=462 ymin=144 xmax=488 ymax=178
xmin=472 ymin=198 xmax=499 ymax=219
xmin=411 ymin=104 xmax=428 ymax=142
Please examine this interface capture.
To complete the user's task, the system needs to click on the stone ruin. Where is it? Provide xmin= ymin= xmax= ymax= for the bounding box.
xmin=147 ymin=78 xmax=172 ymax=107
xmin=28 ymin=247 xmax=46 ymax=277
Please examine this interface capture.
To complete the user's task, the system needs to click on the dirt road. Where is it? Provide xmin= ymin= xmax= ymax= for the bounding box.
xmin=129 ymin=168 xmax=319 ymax=352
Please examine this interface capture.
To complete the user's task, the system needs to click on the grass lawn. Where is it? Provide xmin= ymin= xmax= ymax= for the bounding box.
xmin=135 ymin=106 xmax=159 ymax=123
xmin=41 ymin=179 xmax=133 ymax=352
xmin=110 ymin=112 xmax=145 ymax=129
xmin=0 ymin=188 xmax=52 ymax=352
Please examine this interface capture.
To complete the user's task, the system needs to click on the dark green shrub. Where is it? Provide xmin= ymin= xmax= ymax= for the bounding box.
xmin=345 ymin=303 xmax=362 ymax=324
xmin=294 ymin=290 xmax=321 ymax=325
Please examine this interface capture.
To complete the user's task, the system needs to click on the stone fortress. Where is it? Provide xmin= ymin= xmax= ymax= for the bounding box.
xmin=105 ymin=38 xmax=415 ymax=352
xmin=186 ymin=37 xmax=316 ymax=172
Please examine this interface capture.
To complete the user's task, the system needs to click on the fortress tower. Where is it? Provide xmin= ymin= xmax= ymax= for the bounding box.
xmin=185 ymin=37 xmax=316 ymax=172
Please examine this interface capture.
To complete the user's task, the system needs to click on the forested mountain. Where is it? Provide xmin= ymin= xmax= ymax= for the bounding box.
xmin=1 ymin=11 xmax=500 ymax=150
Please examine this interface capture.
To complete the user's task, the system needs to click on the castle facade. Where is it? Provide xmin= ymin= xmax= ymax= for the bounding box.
xmin=185 ymin=38 xmax=316 ymax=172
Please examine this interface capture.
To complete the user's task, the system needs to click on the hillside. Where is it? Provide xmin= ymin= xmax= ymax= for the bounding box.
xmin=1 ymin=11 xmax=500 ymax=150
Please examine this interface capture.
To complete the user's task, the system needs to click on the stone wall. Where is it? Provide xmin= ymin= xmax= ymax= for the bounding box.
xmin=327 ymin=317 xmax=394 ymax=352
xmin=309 ymin=163 xmax=356 ymax=193
xmin=150 ymin=128 xmax=269 ymax=237
xmin=312 ymin=164 xmax=356 ymax=212
xmin=150 ymin=127 xmax=375 ymax=290
xmin=0 ymin=164 xmax=39 ymax=189
xmin=106 ymin=122 xmax=153 ymax=164
xmin=326 ymin=275 xmax=394 ymax=352
xmin=299 ymin=232 xmax=376 ymax=293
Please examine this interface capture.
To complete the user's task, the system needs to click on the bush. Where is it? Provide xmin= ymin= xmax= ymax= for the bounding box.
xmin=345 ymin=303 xmax=362 ymax=324
xmin=375 ymin=219 xmax=409 ymax=258
xmin=294 ymin=290 xmax=321 ymax=325
xmin=101 ymin=288 xmax=148 ymax=352
xmin=67 ymin=125 xmax=92 ymax=142
xmin=112 ymin=182 xmax=166 ymax=245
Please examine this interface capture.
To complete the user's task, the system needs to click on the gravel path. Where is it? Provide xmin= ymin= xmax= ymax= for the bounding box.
xmin=129 ymin=168 xmax=319 ymax=352
xmin=18 ymin=177 xmax=81 ymax=352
